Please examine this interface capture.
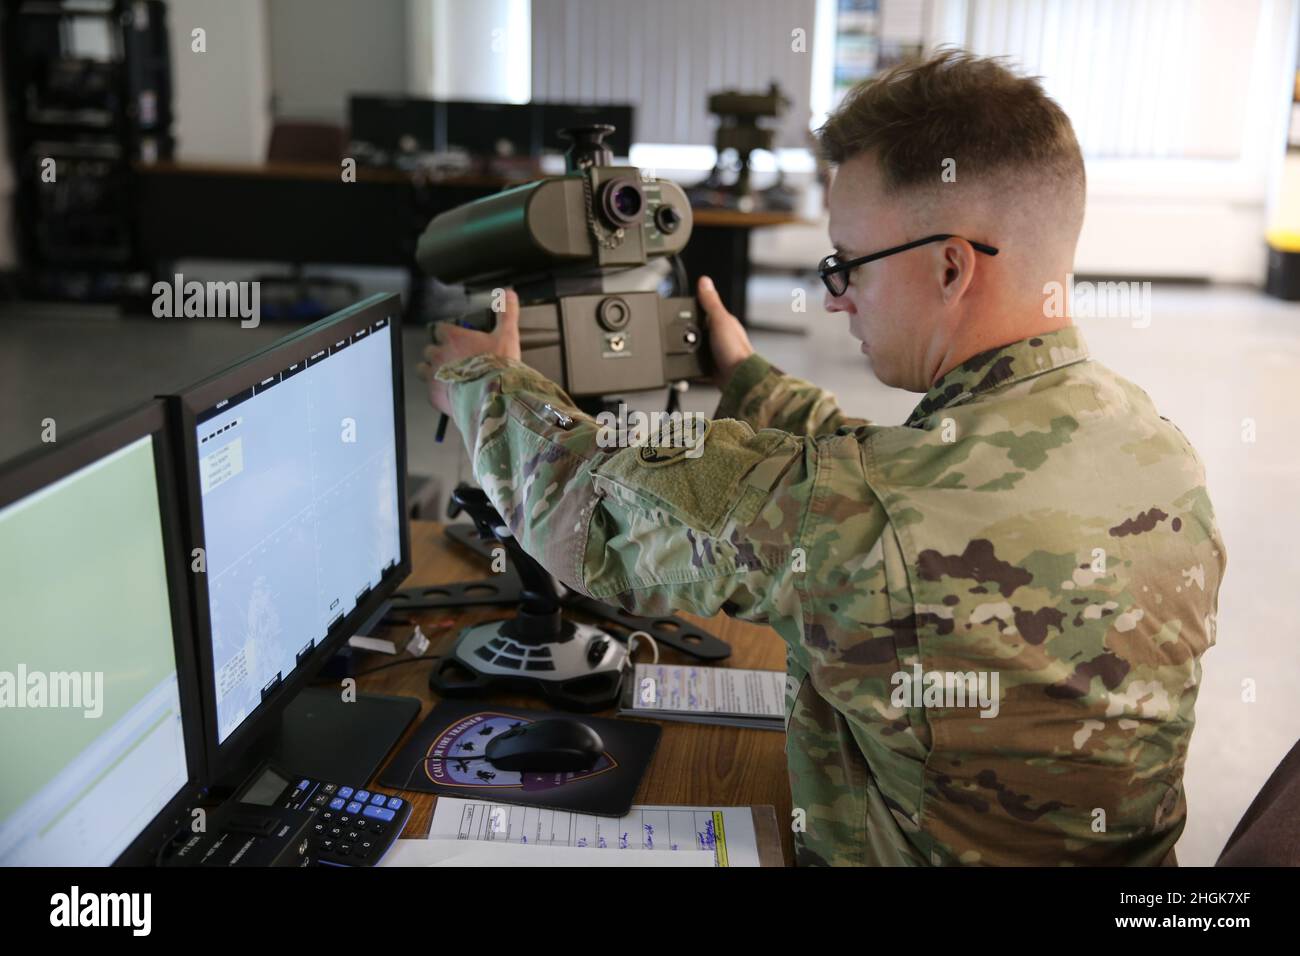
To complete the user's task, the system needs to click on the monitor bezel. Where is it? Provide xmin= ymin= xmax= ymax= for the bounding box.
xmin=442 ymin=99 xmax=539 ymax=156
xmin=166 ymin=292 xmax=411 ymax=784
xmin=0 ymin=399 xmax=210 ymax=867
xmin=347 ymin=94 xmax=439 ymax=153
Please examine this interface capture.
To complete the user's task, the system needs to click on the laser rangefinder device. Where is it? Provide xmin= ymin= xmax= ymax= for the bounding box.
xmin=417 ymin=125 xmax=712 ymax=398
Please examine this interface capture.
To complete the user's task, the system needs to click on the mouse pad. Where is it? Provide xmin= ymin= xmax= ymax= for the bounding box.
xmin=377 ymin=701 xmax=661 ymax=816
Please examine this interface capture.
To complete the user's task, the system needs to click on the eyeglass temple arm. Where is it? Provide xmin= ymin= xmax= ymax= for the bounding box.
xmin=927 ymin=234 xmax=1000 ymax=257
xmin=819 ymin=234 xmax=1000 ymax=277
xmin=860 ymin=234 xmax=1000 ymax=266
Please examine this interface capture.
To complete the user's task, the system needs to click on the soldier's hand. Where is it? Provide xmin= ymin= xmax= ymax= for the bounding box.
xmin=698 ymin=275 xmax=755 ymax=390
xmin=418 ymin=288 xmax=522 ymax=416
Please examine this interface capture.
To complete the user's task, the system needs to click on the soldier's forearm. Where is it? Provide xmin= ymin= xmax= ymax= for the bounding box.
xmin=714 ymin=352 xmax=868 ymax=437
xmin=436 ymin=353 xmax=601 ymax=593
xmin=437 ymin=354 xmax=589 ymax=462
xmin=434 ymin=352 xmax=807 ymax=623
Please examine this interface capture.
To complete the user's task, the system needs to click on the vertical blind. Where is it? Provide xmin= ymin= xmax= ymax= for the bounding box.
xmin=532 ymin=0 xmax=1273 ymax=160
xmin=961 ymin=0 xmax=1265 ymax=160
xmin=530 ymin=0 xmax=819 ymax=148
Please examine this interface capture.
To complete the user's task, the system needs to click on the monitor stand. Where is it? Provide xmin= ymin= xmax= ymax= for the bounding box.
xmin=267 ymin=687 xmax=421 ymax=784
xmin=261 ymin=597 xmax=422 ymax=783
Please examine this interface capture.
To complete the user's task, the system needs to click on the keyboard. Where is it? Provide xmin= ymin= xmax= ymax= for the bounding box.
xmin=285 ymin=776 xmax=412 ymax=866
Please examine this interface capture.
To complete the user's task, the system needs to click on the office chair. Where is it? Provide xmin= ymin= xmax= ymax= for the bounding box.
xmin=267 ymin=120 xmax=346 ymax=164
xmin=1216 ymin=736 xmax=1300 ymax=865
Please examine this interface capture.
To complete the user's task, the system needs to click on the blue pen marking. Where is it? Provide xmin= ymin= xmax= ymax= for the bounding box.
xmin=698 ymin=819 xmax=717 ymax=850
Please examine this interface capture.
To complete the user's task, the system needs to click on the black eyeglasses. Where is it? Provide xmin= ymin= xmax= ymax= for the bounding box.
xmin=818 ymin=234 xmax=1000 ymax=296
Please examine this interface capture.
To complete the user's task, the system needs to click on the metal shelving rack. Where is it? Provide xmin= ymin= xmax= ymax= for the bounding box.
xmin=1 ymin=0 xmax=173 ymax=301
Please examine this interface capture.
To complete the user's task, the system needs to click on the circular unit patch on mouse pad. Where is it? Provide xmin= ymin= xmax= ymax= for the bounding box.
xmin=424 ymin=710 xmax=619 ymax=790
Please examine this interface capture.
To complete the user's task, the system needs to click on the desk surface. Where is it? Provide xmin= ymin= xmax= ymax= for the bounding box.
xmin=690 ymin=208 xmax=805 ymax=228
xmin=353 ymin=519 xmax=794 ymax=865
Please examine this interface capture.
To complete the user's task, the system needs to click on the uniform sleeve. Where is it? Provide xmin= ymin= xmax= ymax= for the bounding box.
xmin=714 ymin=352 xmax=870 ymax=437
xmin=435 ymin=353 xmax=816 ymax=623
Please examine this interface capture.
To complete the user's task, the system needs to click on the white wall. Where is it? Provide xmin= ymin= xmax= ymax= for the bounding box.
xmin=427 ymin=0 xmax=530 ymax=102
xmin=267 ymin=0 xmax=409 ymax=124
xmin=406 ymin=0 xmax=435 ymax=97
xmin=167 ymin=0 xmax=271 ymax=162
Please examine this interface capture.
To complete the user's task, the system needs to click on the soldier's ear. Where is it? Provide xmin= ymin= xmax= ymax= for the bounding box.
xmin=939 ymin=239 xmax=976 ymax=303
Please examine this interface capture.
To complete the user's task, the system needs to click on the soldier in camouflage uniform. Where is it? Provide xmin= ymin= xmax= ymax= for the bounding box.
xmin=419 ymin=51 xmax=1225 ymax=865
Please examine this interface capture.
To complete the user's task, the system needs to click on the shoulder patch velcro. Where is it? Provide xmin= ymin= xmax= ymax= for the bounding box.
xmin=637 ymin=419 xmax=712 ymax=468
xmin=592 ymin=421 xmax=797 ymax=536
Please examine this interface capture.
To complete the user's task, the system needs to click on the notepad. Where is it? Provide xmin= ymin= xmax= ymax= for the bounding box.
xmin=385 ymin=839 xmax=715 ymax=867
xmin=392 ymin=797 xmax=764 ymax=867
xmin=620 ymin=663 xmax=786 ymax=729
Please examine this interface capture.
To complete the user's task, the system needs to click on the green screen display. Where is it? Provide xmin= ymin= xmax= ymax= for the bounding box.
xmin=0 ymin=436 xmax=179 ymax=824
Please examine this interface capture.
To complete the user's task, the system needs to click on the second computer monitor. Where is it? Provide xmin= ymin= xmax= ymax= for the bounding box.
xmin=0 ymin=401 xmax=204 ymax=866
xmin=171 ymin=293 xmax=409 ymax=775
xmin=442 ymin=100 xmax=537 ymax=157
xmin=349 ymin=95 xmax=439 ymax=154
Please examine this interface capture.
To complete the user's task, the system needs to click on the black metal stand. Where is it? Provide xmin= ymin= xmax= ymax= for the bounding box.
xmin=388 ymin=497 xmax=730 ymax=662
xmin=1 ymin=0 xmax=175 ymax=302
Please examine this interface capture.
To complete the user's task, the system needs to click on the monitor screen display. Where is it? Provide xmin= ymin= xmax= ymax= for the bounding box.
xmin=0 ymin=428 xmax=190 ymax=866
xmin=191 ymin=315 xmax=403 ymax=745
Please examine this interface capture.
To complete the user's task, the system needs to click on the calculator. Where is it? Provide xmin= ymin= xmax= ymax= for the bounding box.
xmin=233 ymin=762 xmax=412 ymax=867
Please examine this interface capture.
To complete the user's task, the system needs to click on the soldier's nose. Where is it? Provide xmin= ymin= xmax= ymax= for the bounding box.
xmin=824 ymin=291 xmax=851 ymax=315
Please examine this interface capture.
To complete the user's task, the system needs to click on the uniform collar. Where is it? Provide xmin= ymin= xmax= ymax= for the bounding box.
xmin=905 ymin=326 xmax=1090 ymax=427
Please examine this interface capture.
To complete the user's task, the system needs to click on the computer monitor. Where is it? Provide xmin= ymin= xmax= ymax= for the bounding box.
xmin=0 ymin=401 xmax=206 ymax=866
xmin=348 ymin=94 xmax=439 ymax=154
xmin=442 ymin=100 xmax=537 ymax=158
xmin=536 ymin=102 xmax=635 ymax=157
xmin=168 ymin=293 xmax=412 ymax=783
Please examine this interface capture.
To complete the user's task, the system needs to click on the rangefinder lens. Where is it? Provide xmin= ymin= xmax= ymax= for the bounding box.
xmin=600 ymin=178 xmax=644 ymax=227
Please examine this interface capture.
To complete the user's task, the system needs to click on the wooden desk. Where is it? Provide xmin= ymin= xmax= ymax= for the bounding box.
xmin=353 ymin=519 xmax=793 ymax=865
xmin=692 ymin=208 xmax=804 ymax=229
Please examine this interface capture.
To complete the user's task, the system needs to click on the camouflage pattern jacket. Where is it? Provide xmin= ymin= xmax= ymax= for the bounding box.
xmin=435 ymin=325 xmax=1225 ymax=865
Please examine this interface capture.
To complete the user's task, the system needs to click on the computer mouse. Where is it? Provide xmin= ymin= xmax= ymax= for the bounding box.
xmin=484 ymin=718 xmax=606 ymax=773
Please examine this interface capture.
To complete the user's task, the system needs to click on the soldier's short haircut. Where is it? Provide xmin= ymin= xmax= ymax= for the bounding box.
xmin=815 ymin=48 xmax=1085 ymax=205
